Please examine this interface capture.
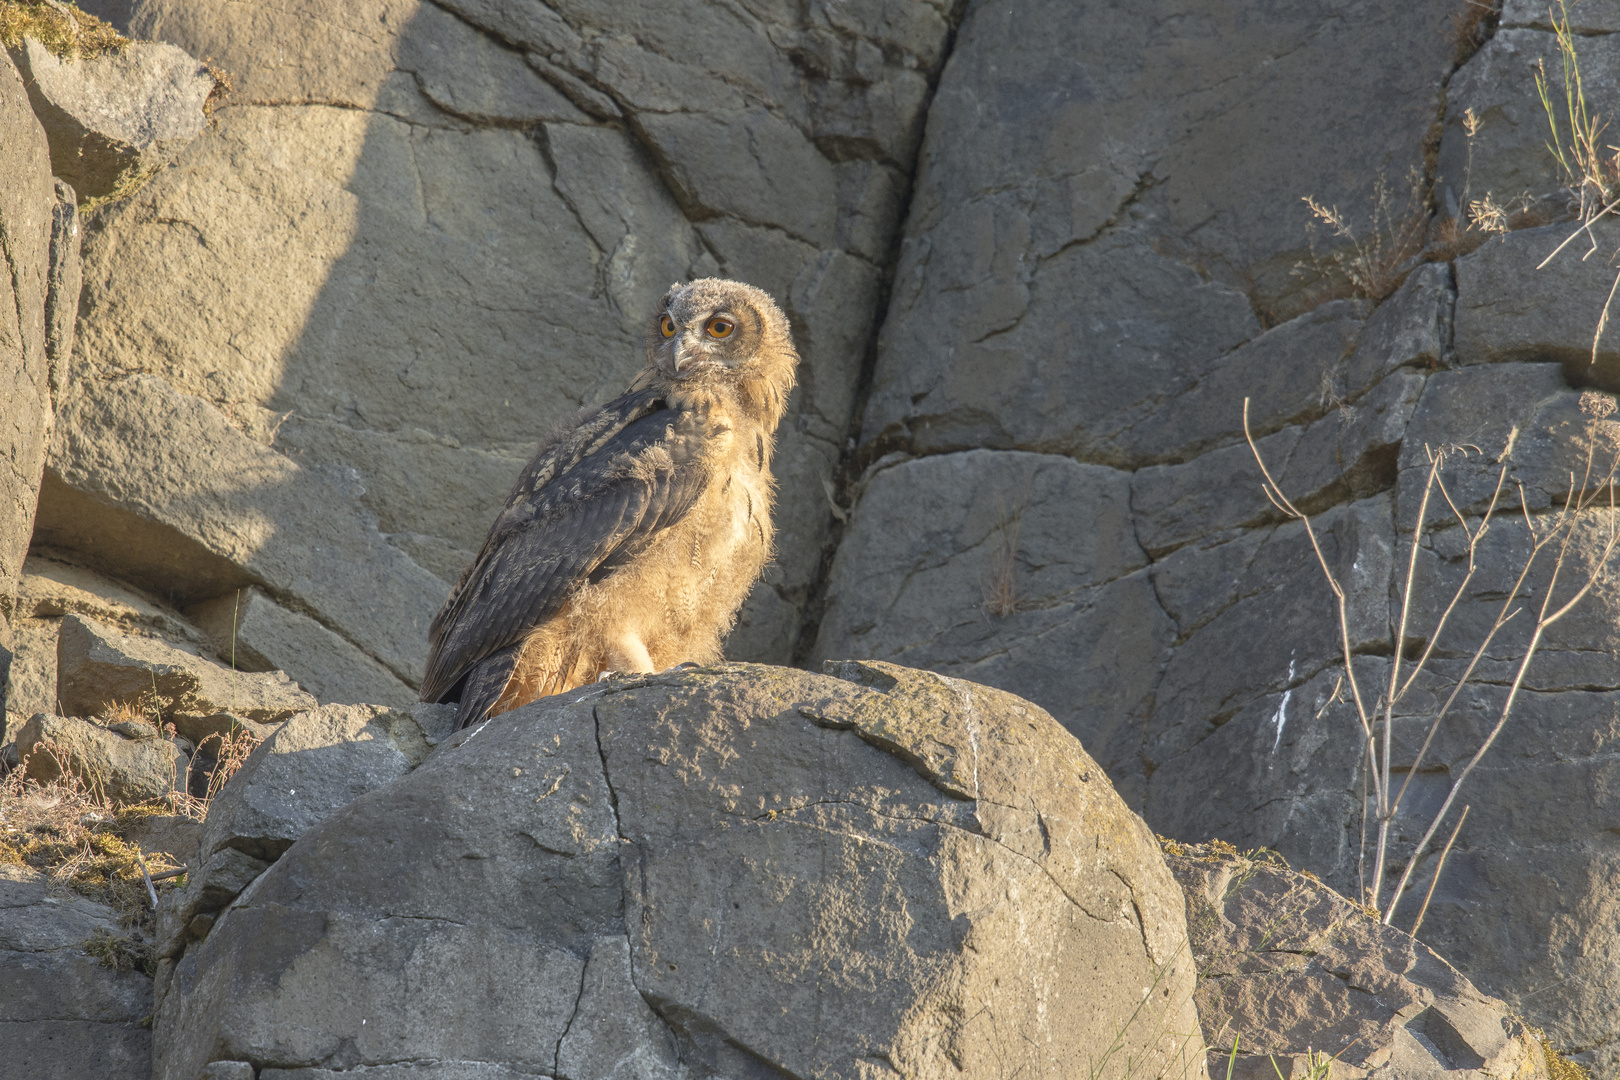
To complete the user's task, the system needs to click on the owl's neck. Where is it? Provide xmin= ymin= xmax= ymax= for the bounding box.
xmin=659 ymin=365 xmax=795 ymax=432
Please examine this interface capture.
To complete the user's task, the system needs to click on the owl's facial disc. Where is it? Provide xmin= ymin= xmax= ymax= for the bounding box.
xmin=659 ymin=304 xmax=750 ymax=379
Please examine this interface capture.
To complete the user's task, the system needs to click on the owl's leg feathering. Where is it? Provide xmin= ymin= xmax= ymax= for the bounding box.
xmin=603 ymin=630 xmax=656 ymax=677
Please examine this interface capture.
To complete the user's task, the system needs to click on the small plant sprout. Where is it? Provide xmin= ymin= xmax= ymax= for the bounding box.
xmin=1244 ymin=397 xmax=1620 ymax=928
xmin=1535 ymin=0 xmax=1620 ymax=226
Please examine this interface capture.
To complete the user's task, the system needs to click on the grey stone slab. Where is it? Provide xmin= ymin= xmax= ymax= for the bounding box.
xmin=1145 ymin=496 xmax=1394 ymax=771
xmin=42 ymin=378 xmax=446 ymax=687
xmin=12 ymin=37 xmax=214 ymax=199
xmin=813 ymin=449 xmax=1167 ymax=803
xmin=1132 ymin=371 xmax=1421 ymax=559
xmin=198 ymin=701 xmax=452 ymax=864
xmin=1395 ymin=364 xmax=1612 ymax=527
xmin=1169 ymin=844 xmax=1548 ymax=1080
xmin=1343 ymin=261 xmax=1453 ymax=391
xmin=55 ymin=613 xmax=315 ymax=737
xmin=188 ymin=589 xmax=415 ymax=708
xmin=0 ymin=1019 xmax=150 ymax=1080
xmin=1502 ymin=0 xmax=1620 ymax=30
xmin=865 ymin=221 xmax=1264 ymax=466
xmin=0 ymin=865 xmax=151 ymax=1080
xmin=1453 ymin=220 xmax=1620 ymax=390
xmin=1438 ymin=29 xmax=1620 ymax=220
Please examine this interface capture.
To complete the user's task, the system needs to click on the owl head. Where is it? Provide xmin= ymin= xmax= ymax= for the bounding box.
xmin=646 ymin=279 xmax=799 ymax=391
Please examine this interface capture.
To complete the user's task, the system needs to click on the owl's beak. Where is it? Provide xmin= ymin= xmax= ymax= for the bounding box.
xmin=671 ymin=339 xmax=709 ymax=377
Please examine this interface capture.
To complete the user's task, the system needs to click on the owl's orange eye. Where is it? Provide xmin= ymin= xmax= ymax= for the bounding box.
xmin=659 ymin=315 xmax=677 ymax=338
xmin=706 ymin=317 xmax=735 ymax=339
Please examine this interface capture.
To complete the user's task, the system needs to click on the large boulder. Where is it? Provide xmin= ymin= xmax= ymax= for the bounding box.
xmin=0 ymin=864 xmax=152 ymax=1080
xmin=1167 ymin=843 xmax=1548 ymax=1080
xmin=154 ymin=663 xmax=1205 ymax=1080
xmin=10 ymin=35 xmax=216 ymax=200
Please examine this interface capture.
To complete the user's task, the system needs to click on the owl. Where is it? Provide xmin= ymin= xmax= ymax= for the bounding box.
xmin=420 ymin=278 xmax=800 ymax=730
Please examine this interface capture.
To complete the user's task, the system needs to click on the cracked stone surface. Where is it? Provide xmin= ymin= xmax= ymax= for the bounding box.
xmin=154 ymin=662 xmax=1205 ymax=1080
xmin=0 ymin=864 xmax=152 ymax=1080
xmin=37 ymin=0 xmax=964 ymax=695
xmin=1166 ymin=844 xmax=1548 ymax=1080
xmin=813 ymin=2 xmax=1620 ymax=1072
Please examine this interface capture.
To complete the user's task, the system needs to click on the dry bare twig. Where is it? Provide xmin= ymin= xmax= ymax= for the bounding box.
xmin=1243 ymin=397 xmax=1620 ymax=927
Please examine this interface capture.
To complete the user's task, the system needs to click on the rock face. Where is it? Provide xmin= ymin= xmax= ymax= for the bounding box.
xmin=0 ymin=47 xmax=78 ymax=728
xmin=811 ymin=3 xmax=1620 ymax=1072
xmin=36 ymin=0 xmax=964 ymax=700
xmin=55 ymin=613 xmax=316 ymax=742
xmin=154 ymin=663 xmax=1205 ymax=1080
xmin=1167 ymin=843 xmax=1547 ymax=1080
xmin=13 ymin=0 xmax=1620 ymax=1071
xmin=0 ymin=864 xmax=152 ymax=1080
xmin=5 ymin=552 xmax=213 ymax=726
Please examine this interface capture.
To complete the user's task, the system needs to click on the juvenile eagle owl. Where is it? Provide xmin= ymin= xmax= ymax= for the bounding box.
xmin=420 ymin=279 xmax=799 ymax=730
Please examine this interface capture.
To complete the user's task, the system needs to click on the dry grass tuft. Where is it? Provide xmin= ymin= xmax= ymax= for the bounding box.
xmin=1541 ymin=1038 xmax=1593 ymax=1080
xmin=201 ymin=56 xmax=233 ymax=114
xmin=195 ymin=725 xmax=260 ymax=807
xmin=0 ymin=0 xmax=127 ymax=60
xmin=81 ymin=926 xmax=156 ymax=975
xmin=983 ymin=514 xmax=1023 ymax=617
xmin=1297 ymin=170 xmax=1429 ymax=304
xmin=0 ymin=762 xmax=181 ymax=958
xmin=1449 ymin=0 xmax=1500 ymax=66
xmin=982 ymin=488 xmax=1033 ymax=618
xmin=1536 ymin=0 xmax=1620 ymax=224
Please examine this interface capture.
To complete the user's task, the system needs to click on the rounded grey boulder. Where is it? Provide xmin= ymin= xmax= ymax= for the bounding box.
xmin=155 ymin=662 xmax=1206 ymax=1080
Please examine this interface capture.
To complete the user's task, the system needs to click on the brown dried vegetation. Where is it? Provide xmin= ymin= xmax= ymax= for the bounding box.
xmin=0 ymin=702 xmax=262 ymax=975
xmin=0 ymin=0 xmax=126 ymax=60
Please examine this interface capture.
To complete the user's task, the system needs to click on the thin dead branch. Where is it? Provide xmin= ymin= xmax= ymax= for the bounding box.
xmin=1410 ymin=805 xmax=1469 ymax=938
xmin=1244 ymin=396 xmax=1620 ymax=924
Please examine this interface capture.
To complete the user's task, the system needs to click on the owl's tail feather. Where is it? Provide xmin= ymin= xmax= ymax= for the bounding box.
xmin=453 ymin=642 xmax=523 ymax=731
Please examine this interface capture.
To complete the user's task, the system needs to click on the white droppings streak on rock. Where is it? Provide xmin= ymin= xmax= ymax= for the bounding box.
xmin=1271 ymin=655 xmax=1297 ymax=753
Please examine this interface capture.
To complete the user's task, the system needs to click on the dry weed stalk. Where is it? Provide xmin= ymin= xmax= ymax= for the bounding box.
xmin=200 ymin=726 xmax=260 ymax=805
xmin=1299 ymin=170 xmax=1428 ymax=302
xmin=1244 ymin=397 xmax=1620 ymax=929
xmin=1535 ymin=0 xmax=1620 ymax=224
xmin=982 ymin=484 xmax=1033 ymax=618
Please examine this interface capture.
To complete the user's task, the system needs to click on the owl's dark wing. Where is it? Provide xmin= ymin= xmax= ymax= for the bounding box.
xmin=419 ymin=386 xmax=709 ymax=718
